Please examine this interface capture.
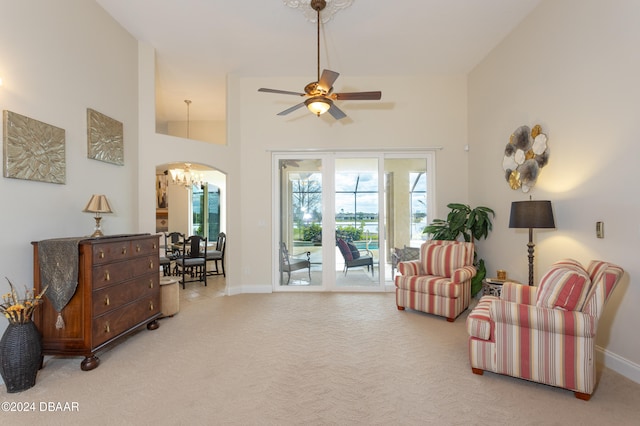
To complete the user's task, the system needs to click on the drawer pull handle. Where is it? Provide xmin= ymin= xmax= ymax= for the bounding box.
xmin=104 ymin=322 xmax=110 ymax=333
xmin=149 ymin=301 xmax=154 ymax=311
xmin=99 ymin=250 xmax=105 ymax=259
xmin=153 ymin=243 xmax=158 ymax=249
xmin=136 ymin=244 xmax=141 ymax=252
xmin=149 ymin=279 xmax=154 ymax=289
xmin=105 ymin=271 xmax=110 ymax=281
xmin=104 ymin=295 xmax=110 ymax=306
xmin=149 ymin=260 xmax=154 ymax=269
xmin=121 ymin=247 xmax=127 ymax=255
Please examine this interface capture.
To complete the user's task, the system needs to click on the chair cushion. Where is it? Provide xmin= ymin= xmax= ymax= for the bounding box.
xmin=422 ymin=243 xmax=467 ymax=278
xmin=552 ymin=258 xmax=586 ymax=272
xmin=348 ymin=256 xmax=373 ymax=268
xmin=337 ymin=239 xmax=352 ymax=261
xmin=347 ymin=242 xmax=361 ymax=259
xmin=586 ymin=260 xmax=609 ymax=288
xmin=177 ymin=257 xmax=205 ymax=267
xmin=395 ymin=275 xmax=462 ymax=298
xmin=536 ymin=264 xmax=591 ymax=311
xmin=205 ymin=250 xmax=222 ymax=260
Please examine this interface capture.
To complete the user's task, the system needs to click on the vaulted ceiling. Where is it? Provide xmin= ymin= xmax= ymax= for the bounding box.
xmin=96 ymin=0 xmax=541 ymax=123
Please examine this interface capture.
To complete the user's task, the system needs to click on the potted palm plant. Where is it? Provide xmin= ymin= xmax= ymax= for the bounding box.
xmin=423 ymin=203 xmax=495 ymax=296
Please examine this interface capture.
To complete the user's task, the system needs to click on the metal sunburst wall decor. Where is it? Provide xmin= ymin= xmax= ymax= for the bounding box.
xmin=87 ymin=108 xmax=124 ymax=166
xmin=3 ymin=110 xmax=66 ymax=184
xmin=502 ymin=124 xmax=550 ymax=192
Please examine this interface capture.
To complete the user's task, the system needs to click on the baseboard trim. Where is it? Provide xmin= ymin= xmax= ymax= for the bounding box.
xmin=232 ymin=284 xmax=272 ymax=295
xmin=597 ymin=345 xmax=640 ymax=385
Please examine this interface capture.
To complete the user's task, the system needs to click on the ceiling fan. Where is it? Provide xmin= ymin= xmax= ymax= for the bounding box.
xmin=258 ymin=0 xmax=382 ymax=120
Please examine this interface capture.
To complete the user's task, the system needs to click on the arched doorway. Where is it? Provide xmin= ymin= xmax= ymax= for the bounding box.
xmin=154 ymin=162 xmax=227 ymax=241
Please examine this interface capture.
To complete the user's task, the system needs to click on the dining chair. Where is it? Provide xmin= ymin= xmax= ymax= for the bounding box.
xmin=175 ymin=235 xmax=207 ymax=288
xmin=162 ymin=231 xmax=185 ymax=275
xmin=204 ymin=232 xmax=226 ymax=277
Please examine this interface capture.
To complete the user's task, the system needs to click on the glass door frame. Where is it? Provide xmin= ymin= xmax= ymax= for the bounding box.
xmin=333 ymin=154 xmax=384 ymax=292
xmin=272 ymin=150 xmax=436 ymax=293
xmin=273 ymin=153 xmax=331 ymax=292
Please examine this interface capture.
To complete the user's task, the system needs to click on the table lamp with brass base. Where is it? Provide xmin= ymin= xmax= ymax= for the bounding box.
xmin=83 ymin=194 xmax=113 ymax=237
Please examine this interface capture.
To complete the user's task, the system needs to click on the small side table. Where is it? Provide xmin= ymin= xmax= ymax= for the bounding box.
xmin=482 ymin=278 xmax=506 ymax=297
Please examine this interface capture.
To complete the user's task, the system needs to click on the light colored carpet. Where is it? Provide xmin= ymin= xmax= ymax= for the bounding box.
xmin=3 ymin=278 xmax=640 ymax=425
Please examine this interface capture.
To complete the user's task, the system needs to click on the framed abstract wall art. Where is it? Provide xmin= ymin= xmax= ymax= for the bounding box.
xmin=3 ymin=110 xmax=66 ymax=184
xmin=502 ymin=124 xmax=550 ymax=192
xmin=87 ymin=108 xmax=124 ymax=165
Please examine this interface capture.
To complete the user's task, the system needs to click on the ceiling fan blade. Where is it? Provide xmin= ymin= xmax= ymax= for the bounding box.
xmin=317 ymin=69 xmax=340 ymax=93
xmin=259 ymin=88 xmax=305 ymax=96
xmin=332 ymin=91 xmax=382 ymax=101
xmin=328 ymin=104 xmax=347 ymax=120
xmin=277 ymin=102 xmax=306 ymax=116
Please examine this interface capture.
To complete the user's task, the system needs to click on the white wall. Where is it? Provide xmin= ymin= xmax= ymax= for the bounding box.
xmin=0 ymin=1 xmax=138 ymax=337
xmin=468 ymin=0 xmax=640 ymax=381
xmin=167 ymin=184 xmax=191 ymax=236
xmin=164 ymin=120 xmax=226 ymax=144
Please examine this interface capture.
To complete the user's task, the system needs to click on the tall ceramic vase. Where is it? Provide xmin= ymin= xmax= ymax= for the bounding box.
xmin=0 ymin=321 xmax=42 ymax=393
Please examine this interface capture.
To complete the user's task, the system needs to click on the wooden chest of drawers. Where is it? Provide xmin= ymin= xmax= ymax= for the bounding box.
xmin=33 ymin=234 xmax=161 ymax=371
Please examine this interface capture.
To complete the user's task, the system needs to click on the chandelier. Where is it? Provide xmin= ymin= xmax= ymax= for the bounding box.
xmin=283 ymin=0 xmax=354 ymax=23
xmin=169 ymin=163 xmax=203 ymax=188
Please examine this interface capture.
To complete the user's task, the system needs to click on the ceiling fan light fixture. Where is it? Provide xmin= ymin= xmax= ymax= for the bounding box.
xmin=259 ymin=0 xmax=381 ymax=120
xmin=305 ymin=96 xmax=331 ymax=116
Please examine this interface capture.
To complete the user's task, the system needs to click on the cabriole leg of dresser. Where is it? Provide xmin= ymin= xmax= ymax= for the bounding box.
xmin=81 ymin=355 xmax=100 ymax=371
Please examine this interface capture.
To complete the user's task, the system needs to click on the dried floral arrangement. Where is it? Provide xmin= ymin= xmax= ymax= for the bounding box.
xmin=1 ymin=278 xmax=48 ymax=325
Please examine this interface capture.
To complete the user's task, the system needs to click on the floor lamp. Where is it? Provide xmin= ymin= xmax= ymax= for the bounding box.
xmin=509 ymin=200 xmax=555 ymax=286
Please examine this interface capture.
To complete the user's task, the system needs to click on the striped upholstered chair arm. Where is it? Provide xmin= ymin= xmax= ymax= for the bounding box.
xmin=452 ymin=265 xmax=477 ymax=283
xmin=490 ymin=300 xmax=597 ymax=338
xmin=397 ymin=260 xmax=423 ymax=276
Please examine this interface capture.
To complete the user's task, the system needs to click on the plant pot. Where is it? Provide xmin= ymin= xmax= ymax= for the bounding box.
xmin=0 ymin=321 xmax=42 ymax=393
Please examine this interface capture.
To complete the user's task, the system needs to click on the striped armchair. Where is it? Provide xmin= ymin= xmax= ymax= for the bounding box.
xmin=395 ymin=240 xmax=476 ymax=322
xmin=466 ymin=259 xmax=624 ymax=400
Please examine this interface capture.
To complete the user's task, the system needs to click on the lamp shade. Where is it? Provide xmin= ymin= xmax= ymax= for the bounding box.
xmin=83 ymin=194 xmax=113 ymax=214
xmin=305 ymin=96 xmax=331 ymax=116
xmin=509 ymin=200 xmax=555 ymax=229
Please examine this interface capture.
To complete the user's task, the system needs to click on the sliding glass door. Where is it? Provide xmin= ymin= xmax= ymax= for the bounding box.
xmin=278 ymin=158 xmax=324 ymax=286
xmin=383 ymin=157 xmax=432 ymax=282
xmin=335 ymin=157 xmax=380 ymax=288
xmin=274 ymin=152 xmax=434 ymax=292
